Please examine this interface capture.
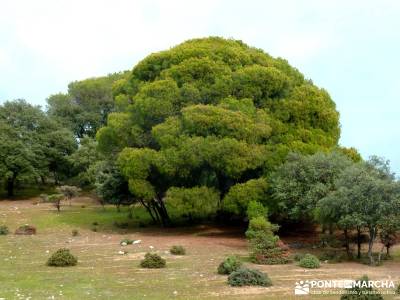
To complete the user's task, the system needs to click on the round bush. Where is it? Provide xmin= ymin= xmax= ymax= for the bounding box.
xmin=140 ymin=253 xmax=166 ymax=268
xmin=47 ymin=248 xmax=78 ymax=267
xmin=298 ymin=254 xmax=320 ymax=269
xmin=170 ymin=245 xmax=186 ymax=255
xmin=0 ymin=225 xmax=9 ymax=235
xmin=228 ymin=267 xmax=272 ymax=287
xmin=71 ymin=229 xmax=79 ymax=236
xmin=217 ymin=256 xmax=242 ymax=275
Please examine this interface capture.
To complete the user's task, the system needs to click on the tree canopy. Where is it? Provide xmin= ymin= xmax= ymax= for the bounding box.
xmin=97 ymin=37 xmax=341 ymax=224
xmin=47 ymin=72 xmax=128 ymax=138
xmin=0 ymin=100 xmax=77 ymax=196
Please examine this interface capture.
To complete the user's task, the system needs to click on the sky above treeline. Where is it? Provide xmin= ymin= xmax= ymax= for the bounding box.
xmin=1 ymin=0 xmax=399 ymax=175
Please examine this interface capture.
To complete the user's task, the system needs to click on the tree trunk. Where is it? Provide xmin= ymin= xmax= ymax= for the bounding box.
xmin=367 ymin=227 xmax=376 ymax=265
xmin=357 ymin=227 xmax=362 ymax=259
xmin=139 ymin=199 xmax=157 ymax=223
xmin=344 ymin=229 xmax=351 ymax=258
xmin=7 ymin=175 xmax=16 ymax=197
xmin=386 ymin=244 xmax=390 ymax=257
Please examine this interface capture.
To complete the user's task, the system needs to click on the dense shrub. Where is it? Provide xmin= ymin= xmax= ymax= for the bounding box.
xmin=228 ymin=268 xmax=272 ymax=287
xmin=140 ymin=253 xmax=166 ymax=268
xmin=0 ymin=225 xmax=9 ymax=235
xmin=293 ymin=252 xmax=305 ymax=262
xmin=340 ymin=275 xmax=384 ymax=300
xmin=15 ymin=225 xmax=36 ymax=235
xmin=396 ymin=284 xmax=400 ymax=294
xmin=217 ymin=256 xmax=242 ymax=275
xmin=47 ymin=249 xmax=78 ymax=267
xmin=298 ymin=254 xmax=320 ymax=268
xmin=246 ymin=217 xmax=290 ymax=265
xmin=170 ymin=245 xmax=186 ymax=255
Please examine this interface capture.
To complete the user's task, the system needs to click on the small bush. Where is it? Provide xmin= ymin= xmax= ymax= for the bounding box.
xmin=293 ymin=252 xmax=305 ymax=262
xmin=228 ymin=267 xmax=272 ymax=287
xmin=47 ymin=248 xmax=78 ymax=267
xmin=340 ymin=275 xmax=384 ymax=300
xmin=140 ymin=253 xmax=166 ymax=268
xmin=217 ymin=256 xmax=242 ymax=275
xmin=92 ymin=221 xmax=99 ymax=226
xmin=396 ymin=283 xmax=400 ymax=294
xmin=0 ymin=225 xmax=9 ymax=235
xmin=120 ymin=238 xmax=134 ymax=245
xmin=170 ymin=245 xmax=186 ymax=255
xmin=91 ymin=227 xmax=98 ymax=232
xmin=298 ymin=254 xmax=320 ymax=269
xmin=71 ymin=229 xmax=79 ymax=236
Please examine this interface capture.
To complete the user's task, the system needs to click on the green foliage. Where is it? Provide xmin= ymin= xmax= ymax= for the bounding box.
xmin=292 ymin=253 xmax=305 ymax=261
xmin=272 ymin=151 xmax=352 ymax=221
xmin=246 ymin=217 xmax=289 ymax=264
xmin=47 ymin=248 xmax=78 ymax=267
xmin=223 ymin=178 xmax=268 ymax=216
xmin=227 ymin=267 xmax=272 ymax=287
xmin=47 ymin=72 xmax=129 ymax=138
xmin=140 ymin=253 xmax=166 ymax=268
xmin=166 ymin=186 xmax=219 ymax=219
xmin=246 ymin=201 xmax=267 ymax=220
xmin=0 ymin=100 xmax=77 ymax=196
xmin=217 ymin=256 xmax=242 ymax=275
xmin=120 ymin=238 xmax=134 ymax=245
xmin=298 ymin=254 xmax=320 ymax=268
xmin=0 ymin=225 xmax=9 ymax=235
xmin=396 ymin=284 xmax=400 ymax=295
xmin=97 ymin=37 xmax=340 ymax=224
xmin=47 ymin=193 xmax=64 ymax=211
xmin=170 ymin=245 xmax=186 ymax=255
xmin=340 ymin=275 xmax=384 ymax=300
xmin=317 ymin=157 xmax=400 ymax=265
xmin=94 ymin=161 xmax=133 ymax=208
xmin=318 ymin=250 xmax=348 ymax=263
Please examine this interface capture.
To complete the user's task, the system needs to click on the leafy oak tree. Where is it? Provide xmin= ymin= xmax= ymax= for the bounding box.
xmin=97 ymin=37 xmax=341 ymax=224
xmin=318 ymin=157 xmax=400 ymax=265
xmin=272 ymin=151 xmax=353 ymax=222
xmin=0 ymin=100 xmax=77 ymax=196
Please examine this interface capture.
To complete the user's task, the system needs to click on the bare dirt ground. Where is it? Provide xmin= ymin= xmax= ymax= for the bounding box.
xmin=0 ymin=197 xmax=399 ymax=299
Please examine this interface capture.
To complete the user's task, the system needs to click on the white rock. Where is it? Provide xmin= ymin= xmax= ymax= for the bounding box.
xmin=121 ymin=242 xmax=127 ymax=246
xmin=173 ymin=291 xmax=178 ymax=295
xmin=133 ymin=240 xmax=141 ymax=244
xmin=149 ymin=246 xmax=154 ymax=249
xmin=118 ymin=251 xmax=126 ymax=255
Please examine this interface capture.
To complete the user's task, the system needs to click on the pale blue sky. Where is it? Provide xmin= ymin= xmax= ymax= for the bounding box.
xmin=1 ymin=0 xmax=399 ymax=174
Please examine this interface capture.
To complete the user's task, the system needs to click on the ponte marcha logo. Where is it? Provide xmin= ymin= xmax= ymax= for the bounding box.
xmin=294 ymin=279 xmax=395 ymax=296
xmin=295 ymin=280 xmax=310 ymax=295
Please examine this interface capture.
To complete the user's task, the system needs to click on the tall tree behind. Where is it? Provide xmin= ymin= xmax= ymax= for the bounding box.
xmin=46 ymin=72 xmax=128 ymax=138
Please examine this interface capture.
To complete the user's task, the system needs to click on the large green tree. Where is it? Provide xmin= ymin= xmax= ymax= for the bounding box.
xmin=97 ymin=37 xmax=341 ymax=224
xmin=317 ymin=157 xmax=400 ymax=264
xmin=47 ymin=72 xmax=128 ymax=138
xmin=0 ymin=100 xmax=77 ymax=196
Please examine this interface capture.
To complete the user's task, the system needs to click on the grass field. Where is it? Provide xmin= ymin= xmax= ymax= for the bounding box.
xmin=0 ymin=197 xmax=399 ymax=300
